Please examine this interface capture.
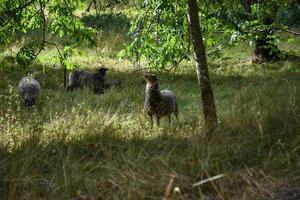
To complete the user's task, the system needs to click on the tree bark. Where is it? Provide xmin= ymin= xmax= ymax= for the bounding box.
xmin=187 ymin=0 xmax=218 ymax=128
xmin=64 ymin=65 xmax=67 ymax=88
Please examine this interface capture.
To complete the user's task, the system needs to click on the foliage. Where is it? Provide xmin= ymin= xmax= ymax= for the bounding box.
xmin=16 ymin=40 xmax=40 ymax=67
xmin=0 ymin=0 xmax=95 ymax=69
xmin=120 ymin=0 xmax=190 ymax=69
xmin=276 ymin=3 xmax=300 ymax=28
xmin=120 ymin=0 xmax=244 ymax=69
xmin=250 ymin=0 xmax=282 ymax=21
xmin=122 ymin=0 xmax=298 ymax=69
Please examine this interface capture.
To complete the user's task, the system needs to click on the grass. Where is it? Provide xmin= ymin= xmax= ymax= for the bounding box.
xmin=1 ymin=54 xmax=300 ymax=199
xmin=1 ymin=9 xmax=300 ymax=200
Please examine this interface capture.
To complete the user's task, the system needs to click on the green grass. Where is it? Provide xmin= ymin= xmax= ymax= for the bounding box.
xmin=1 ymin=53 xmax=300 ymax=199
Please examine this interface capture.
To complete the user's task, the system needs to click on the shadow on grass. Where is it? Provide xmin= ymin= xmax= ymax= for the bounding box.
xmin=0 ymin=113 xmax=299 ymax=199
xmin=81 ymin=13 xmax=130 ymax=32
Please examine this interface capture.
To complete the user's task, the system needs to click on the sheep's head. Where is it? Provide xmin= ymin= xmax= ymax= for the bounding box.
xmin=97 ymin=67 xmax=108 ymax=77
xmin=23 ymin=91 xmax=38 ymax=107
xmin=24 ymin=98 xmax=35 ymax=107
xmin=143 ymin=73 xmax=159 ymax=85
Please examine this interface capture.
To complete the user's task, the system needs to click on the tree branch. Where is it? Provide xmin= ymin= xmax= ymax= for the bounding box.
xmin=0 ymin=0 xmax=36 ymax=29
xmin=280 ymin=28 xmax=300 ymax=37
xmin=33 ymin=0 xmax=47 ymax=60
xmin=44 ymin=41 xmax=68 ymax=88
xmin=86 ymin=0 xmax=97 ymax=12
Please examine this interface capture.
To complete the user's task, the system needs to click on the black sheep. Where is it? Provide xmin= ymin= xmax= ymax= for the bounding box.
xmin=67 ymin=67 xmax=108 ymax=94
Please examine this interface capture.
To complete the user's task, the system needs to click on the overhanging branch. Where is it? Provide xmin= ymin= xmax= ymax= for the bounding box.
xmin=280 ymin=28 xmax=300 ymax=37
xmin=0 ymin=0 xmax=36 ymax=29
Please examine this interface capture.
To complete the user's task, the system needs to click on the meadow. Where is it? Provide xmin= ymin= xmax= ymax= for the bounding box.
xmin=0 ymin=10 xmax=300 ymax=200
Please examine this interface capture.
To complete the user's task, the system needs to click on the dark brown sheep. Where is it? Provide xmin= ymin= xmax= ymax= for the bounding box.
xmin=67 ymin=67 xmax=108 ymax=94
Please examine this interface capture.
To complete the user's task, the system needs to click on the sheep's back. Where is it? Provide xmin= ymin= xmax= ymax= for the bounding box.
xmin=68 ymin=71 xmax=81 ymax=87
xmin=69 ymin=71 xmax=97 ymax=87
xmin=79 ymin=71 xmax=94 ymax=85
xmin=159 ymin=89 xmax=177 ymax=115
xmin=18 ymin=77 xmax=41 ymax=99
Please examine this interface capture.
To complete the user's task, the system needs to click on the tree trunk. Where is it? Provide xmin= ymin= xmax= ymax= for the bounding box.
xmin=187 ymin=0 xmax=218 ymax=128
xmin=64 ymin=65 xmax=67 ymax=88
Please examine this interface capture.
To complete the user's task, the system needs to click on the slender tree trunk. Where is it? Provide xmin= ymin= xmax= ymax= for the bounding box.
xmin=64 ymin=65 xmax=67 ymax=88
xmin=187 ymin=0 xmax=218 ymax=128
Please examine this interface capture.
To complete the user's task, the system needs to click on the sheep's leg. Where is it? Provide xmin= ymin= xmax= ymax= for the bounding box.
xmin=174 ymin=103 xmax=179 ymax=122
xmin=156 ymin=116 xmax=160 ymax=126
xmin=67 ymin=86 xmax=73 ymax=91
xmin=149 ymin=114 xmax=153 ymax=128
xmin=168 ymin=115 xmax=171 ymax=124
xmin=93 ymin=88 xmax=98 ymax=94
xmin=93 ymin=87 xmax=102 ymax=94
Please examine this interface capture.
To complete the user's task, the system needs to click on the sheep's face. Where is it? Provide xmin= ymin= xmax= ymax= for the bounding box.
xmin=24 ymin=98 xmax=35 ymax=107
xmin=144 ymin=74 xmax=159 ymax=84
xmin=97 ymin=67 xmax=108 ymax=77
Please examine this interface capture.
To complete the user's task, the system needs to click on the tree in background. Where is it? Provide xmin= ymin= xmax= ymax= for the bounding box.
xmin=216 ymin=0 xmax=300 ymax=62
xmin=242 ymin=0 xmax=281 ymax=62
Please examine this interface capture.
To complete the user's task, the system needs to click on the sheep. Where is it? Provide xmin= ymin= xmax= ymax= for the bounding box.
xmin=67 ymin=67 xmax=108 ymax=94
xmin=104 ymin=80 xmax=122 ymax=89
xmin=18 ymin=76 xmax=41 ymax=107
xmin=143 ymin=73 xmax=178 ymax=127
